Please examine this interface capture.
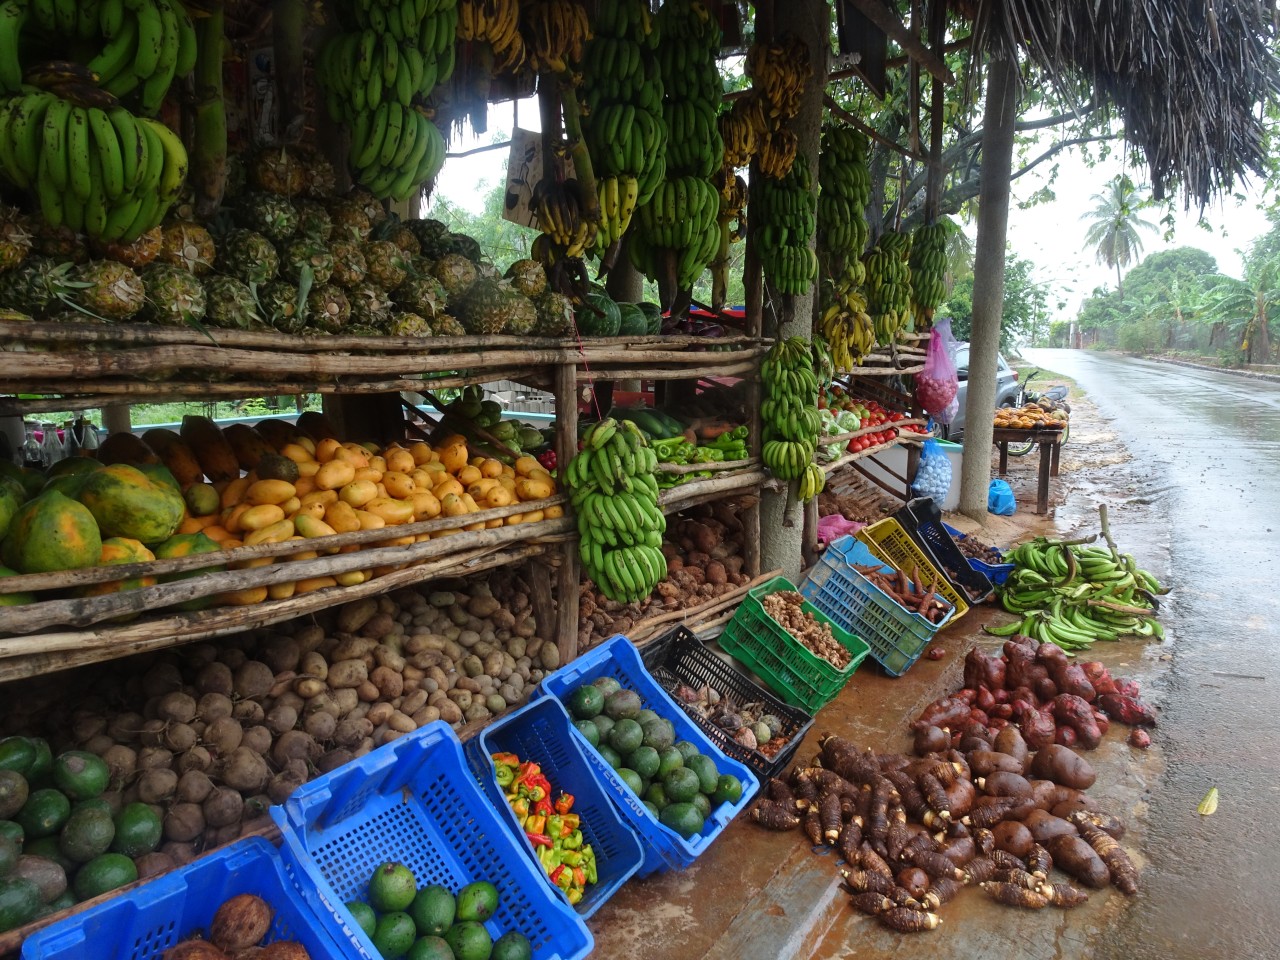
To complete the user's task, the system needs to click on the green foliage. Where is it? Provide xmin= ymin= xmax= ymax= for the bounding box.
xmin=944 ymin=248 xmax=1049 ymax=351
xmin=427 ymin=178 xmax=539 ymax=265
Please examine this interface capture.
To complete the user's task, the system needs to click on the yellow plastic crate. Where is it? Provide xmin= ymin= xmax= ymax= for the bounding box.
xmin=856 ymin=518 xmax=970 ymax=620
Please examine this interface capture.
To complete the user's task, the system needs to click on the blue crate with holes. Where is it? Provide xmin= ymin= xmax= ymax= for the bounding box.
xmin=464 ymin=696 xmax=645 ymax=919
xmin=531 ymin=634 xmax=760 ymax=877
xmin=271 ymin=721 xmax=593 ymax=960
xmin=21 ymin=838 xmax=346 ymax=960
xmin=942 ymin=522 xmax=1015 ymax=585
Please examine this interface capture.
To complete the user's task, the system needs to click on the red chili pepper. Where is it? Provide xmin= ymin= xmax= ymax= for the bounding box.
xmin=554 ymin=792 xmax=575 ymax=815
xmin=526 ymin=832 xmax=553 ymax=848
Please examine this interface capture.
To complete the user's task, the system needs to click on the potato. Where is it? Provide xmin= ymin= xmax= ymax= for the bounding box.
xmin=365 ymin=702 xmax=394 ymax=727
xmin=412 ymin=706 xmax=441 ymax=726
xmin=993 ymin=821 xmax=1035 ymax=858
xmin=232 ymin=700 xmax=265 ymax=724
xmin=299 ymin=651 xmax=328 ymax=682
xmin=273 ymin=691 xmax=305 ymax=714
xmin=1029 ymin=744 xmax=1097 ymax=790
xmin=295 ymin=623 xmax=326 ymax=652
xmin=967 ymin=750 xmax=1024 ymax=777
xmin=993 ymin=726 xmax=1030 ymax=767
xmin=272 ymin=730 xmax=320 ymax=768
xmin=138 ymin=768 xmax=179 ymax=803
xmin=303 ymin=711 xmax=336 ymax=742
xmin=204 ymin=717 xmax=244 ymax=756
xmin=221 ymin=747 xmax=271 ymax=793
xmin=261 ymin=636 xmax=302 ymax=674
xmin=177 ymin=770 xmax=215 ymax=804
xmin=1047 ymin=834 xmax=1111 ymax=888
xmin=437 ymin=701 xmax=462 ymax=725
xmin=370 ymin=666 xmax=403 ymax=700
xmin=265 ymin=705 xmax=299 ymax=736
xmin=234 ymin=661 xmax=275 ymax=701
xmin=137 ymin=746 xmax=175 ymax=771
xmin=400 ymin=689 xmax=429 ymax=716
xmin=156 ymin=692 xmax=198 ymax=725
xmin=203 ymin=786 xmax=245 ymax=829
xmin=327 ymin=659 xmax=368 ymax=690
xmin=337 ymin=597 xmax=378 ymax=634
xmin=293 ymin=677 xmax=326 ymax=699
xmin=333 ymin=718 xmax=371 ymax=748
xmin=486 ymin=695 xmax=507 ymax=714
xmin=333 ymin=688 xmax=359 ymax=715
xmin=240 ymin=726 xmax=273 ymax=756
xmin=102 ymin=744 xmax=138 ymax=784
xmin=331 ymin=636 xmax=376 ymax=663
xmin=360 ymin=613 xmax=395 ymax=640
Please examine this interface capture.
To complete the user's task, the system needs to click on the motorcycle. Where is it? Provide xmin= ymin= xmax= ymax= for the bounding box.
xmin=1006 ymin=369 xmax=1070 ymax=456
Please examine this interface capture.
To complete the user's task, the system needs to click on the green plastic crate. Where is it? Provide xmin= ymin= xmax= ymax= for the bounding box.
xmin=719 ymin=576 xmax=870 ymax=712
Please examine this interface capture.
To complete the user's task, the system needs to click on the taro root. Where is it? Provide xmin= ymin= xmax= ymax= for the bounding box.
xmin=1078 ymin=822 xmax=1139 ymax=894
xmin=913 ymin=725 xmax=950 ymax=756
xmin=878 ymin=907 xmax=940 ymax=932
xmin=1029 ymin=744 xmax=1096 ymax=790
xmin=849 ymin=892 xmax=894 ymax=915
xmin=993 ymin=821 xmax=1035 ymax=858
xmin=977 ymin=771 xmax=1032 ymax=799
xmin=819 ymin=792 xmax=843 ymax=843
xmin=1027 ymin=843 xmax=1053 ymax=879
xmin=1067 ymin=809 xmax=1126 ymax=840
xmin=1022 ymin=809 xmax=1079 ymax=846
xmin=211 ymin=894 xmax=274 ymax=952
xmin=1039 ymin=880 xmax=1089 ymax=908
xmin=919 ymin=876 xmax=962 ymax=910
xmin=967 ymin=751 xmax=1023 ymax=778
xmin=751 ymin=800 xmax=800 ymax=831
xmin=1046 ymin=835 xmax=1110 ymax=889
xmin=980 ymin=881 xmax=1049 ymax=909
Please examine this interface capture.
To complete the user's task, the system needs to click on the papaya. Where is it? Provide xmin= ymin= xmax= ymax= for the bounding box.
xmin=0 ymin=567 xmax=34 ymax=606
xmin=0 ymin=486 xmax=19 ymax=541
xmin=77 ymin=465 xmax=185 ymax=545
xmin=45 ymin=457 xmax=100 ymax=481
xmin=38 ymin=474 xmax=90 ymax=500
xmin=179 ymin=416 xmax=240 ymax=484
xmin=141 ymin=428 xmax=204 ymax=488
xmin=221 ymin=423 xmax=275 ymax=471
xmin=153 ymin=533 xmax=224 ymax=611
xmin=95 ymin=432 xmax=157 ymax=467
xmin=76 ymin=538 xmax=156 ymax=600
xmin=135 ymin=463 xmax=182 ymax=495
xmin=253 ymin=418 xmax=301 ymax=452
xmin=0 ymin=492 xmax=102 ymax=574
xmin=295 ymin=410 xmax=340 ymax=441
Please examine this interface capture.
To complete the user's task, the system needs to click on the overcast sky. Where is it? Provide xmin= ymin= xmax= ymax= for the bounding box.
xmin=431 ymin=99 xmax=1275 ymax=323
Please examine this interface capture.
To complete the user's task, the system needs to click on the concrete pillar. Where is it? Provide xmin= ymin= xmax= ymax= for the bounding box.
xmin=101 ymin=405 xmax=132 ymax=435
xmin=759 ymin=0 xmax=829 ymax=583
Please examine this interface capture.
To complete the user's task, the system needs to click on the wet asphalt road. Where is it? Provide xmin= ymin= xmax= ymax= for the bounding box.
xmin=1021 ymin=349 xmax=1280 ymax=959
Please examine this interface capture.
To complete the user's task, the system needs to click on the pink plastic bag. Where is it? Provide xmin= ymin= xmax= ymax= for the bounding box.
xmin=817 ymin=514 xmax=864 ymax=547
xmin=915 ymin=318 xmax=958 ymax=416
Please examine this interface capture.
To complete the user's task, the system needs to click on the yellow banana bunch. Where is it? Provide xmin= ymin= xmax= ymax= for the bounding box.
xmin=746 ymin=36 xmax=811 ymax=121
xmin=458 ymin=0 xmax=524 ymax=72
xmin=818 ymin=267 xmax=875 ymax=371
xmin=718 ymin=96 xmax=763 ymax=170
xmin=863 ymin=230 xmax=914 ymax=345
xmin=520 ymin=0 xmax=592 ymax=74
xmin=532 ymin=177 xmax=597 ymax=257
xmin=758 ymin=128 xmax=798 ymax=180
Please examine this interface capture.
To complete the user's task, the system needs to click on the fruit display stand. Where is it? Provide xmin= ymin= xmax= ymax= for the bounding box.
xmin=992 ymin=425 xmax=1064 ymax=515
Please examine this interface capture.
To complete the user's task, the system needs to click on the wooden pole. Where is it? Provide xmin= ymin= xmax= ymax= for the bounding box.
xmin=553 ymin=361 xmax=581 ymax=664
xmin=925 ymin=0 xmax=948 ymax=220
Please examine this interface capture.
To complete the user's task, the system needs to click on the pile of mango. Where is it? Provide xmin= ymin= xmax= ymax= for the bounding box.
xmin=0 ymin=412 xmax=560 ymax=611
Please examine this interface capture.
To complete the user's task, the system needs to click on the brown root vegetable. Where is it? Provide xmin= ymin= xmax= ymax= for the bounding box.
xmin=980 ymin=881 xmax=1049 ymax=909
xmin=897 ymin=867 xmax=930 ymax=899
xmin=977 ymin=771 xmax=1032 ymax=799
xmin=837 ymin=820 xmax=863 ymax=863
xmin=803 ymin=808 xmax=823 ymax=846
xmin=271 ymin=731 xmax=319 ymax=769
xmin=164 ymin=803 xmax=206 ymax=843
xmin=849 ymin=892 xmax=894 ymax=915
xmin=1067 ymin=809 xmax=1126 ymax=841
xmin=1050 ymin=796 xmax=1101 ymax=820
xmin=907 ymin=849 xmax=963 ymax=882
xmin=751 ymin=800 xmax=800 ymax=831
xmin=913 ymin=725 xmax=950 ymax=755
xmin=221 ymin=747 xmax=271 ymax=793
xmin=138 ymin=768 xmax=179 ymax=804
xmin=135 ymin=851 xmax=177 ymax=880
xmin=919 ymin=876 xmax=962 ymax=910
xmin=938 ymin=835 xmax=976 ymax=867
xmin=157 ymin=692 xmax=198 ymax=724
xmin=1077 ymin=823 xmax=1139 ymax=895
xmin=819 ymin=792 xmax=843 ymax=843
xmin=1027 ymin=843 xmax=1053 ymax=879
xmin=1022 ymin=809 xmax=1079 ymax=846
xmin=163 ymin=723 xmax=199 ymax=754
xmin=177 ymin=746 xmax=213 ymax=774
xmin=1039 ymin=880 xmax=1089 ymax=908
xmin=1029 ymin=744 xmax=1097 ymax=790
xmin=102 ymin=744 xmax=138 ymax=785
xmin=211 ymin=894 xmax=274 ymax=952
xmin=941 ymin=778 xmax=975 ymax=819
xmin=240 ymin=726 xmax=273 ymax=756
xmin=988 ymin=849 xmax=1028 ymax=872
xmin=992 ymin=867 xmax=1040 ymax=890
xmin=842 ymin=867 xmax=893 ymax=896
xmin=967 ymin=751 xmax=1024 ymax=778
xmin=203 ymin=717 xmax=245 ymax=757
xmin=162 ymin=943 xmax=230 ymax=960
xmin=177 ymin=770 xmax=216 ymax=805
xmin=203 ymin=787 xmax=245 ymax=829
xmin=1046 ymin=835 xmax=1110 ymax=889
xmin=257 ymin=943 xmax=311 ymax=960
xmin=264 ymin=705 xmax=299 ymax=737
xmin=963 ymin=797 xmax=1023 ymax=829
xmin=992 ymin=727 xmax=1029 ymax=767
xmin=878 ymin=907 xmax=940 ymax=932
xmin=963 ymin=857 xmax=997 ymax=885
xmin=992 ymin=821 xmax=1035 ymax=858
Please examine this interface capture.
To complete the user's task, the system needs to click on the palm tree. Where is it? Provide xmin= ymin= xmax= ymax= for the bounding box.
xmin=1200 ymin=265 xmax=1279 ymax=364
xmin=1081 ymin=176 xmax=1158 ymax=297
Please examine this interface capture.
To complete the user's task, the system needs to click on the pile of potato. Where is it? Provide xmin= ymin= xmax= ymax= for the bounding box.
xmin=0 ymin=569 xmax=554 ymax=869
xmin=578 ymin=498 xmax=753 ymax=648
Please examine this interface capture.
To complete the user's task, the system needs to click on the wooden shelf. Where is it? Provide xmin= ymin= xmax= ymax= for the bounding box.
xmin=658 ymin=468 xmax=768 ymax=515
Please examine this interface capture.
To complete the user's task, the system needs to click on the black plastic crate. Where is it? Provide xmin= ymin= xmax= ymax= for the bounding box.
xmin=641 ymin=626 xmax=815 ymax=782
xmin=894 ymin=498 xmax=995 ymax=603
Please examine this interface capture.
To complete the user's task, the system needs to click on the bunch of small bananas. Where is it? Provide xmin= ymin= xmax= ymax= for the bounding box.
xmin=565 ymin=418 xmax=668 ymax=605
xmin=457 ymin=0 xmax=523 ymax=71
xmin=519 ymin=0 xmax=592 ymax=74
xmin=631 ymin=175 xmax=721 ymax=290
xmin=709 ymin=168 xmax=747 ymax=311
xmin=0 ymin=0 xmax=198 ymax=119
xmin=718 ymin=93 xmax=765 ymax=170
xmin=576 ymin=0 xmax=667 ymax=253
xmin=746 ymin=35 xmax=811 ymax=122
xmin=318 ymin=0 xmax=456 ymax=199
xmin=817 ymin=123 xmax=871 ymax=274
xmin=909 ymin=219 xmax=950 ymax=325
xmin=0 ymin=87 xmax=186 ymax=241
xmin=864 ymin=230 xmax=913 ymax=344
xmin=818 ymin=265 xmax=876 ymax=371
xmin=761 ymin=336 xmax=825 ymax=500
xmin=757 ymin=154 xmax=818 ymax=296
xmin=531 ymin=177 xmax=596 ymax=258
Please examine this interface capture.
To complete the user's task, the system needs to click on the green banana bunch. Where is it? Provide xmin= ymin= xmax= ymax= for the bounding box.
xmin=758 ymin=154 xmax=817 ymax=296
xmin=0 ymin=88 xmax=185 ymax=241
xmin=909 ymin=219 xmax=950 ymax=324
xmin=565 ymin=418 xmax=668 ymax=605
xmin=760 ymin=336 xmax=823 ymax=497
xmin=317 ymin=0 xmax=457 ymax=199
xmin=863 ymin=230 xmax=913 ymax=344
xmin=817 ymin=123 xmax=871 ymax=276
xmin=987 ymin=532 xmax=1169 ymax=650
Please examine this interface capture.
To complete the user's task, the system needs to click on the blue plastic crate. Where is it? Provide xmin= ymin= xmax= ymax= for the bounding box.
xmin=272 ymin=721 xmax=592 ymax=960
xmin=532 ymin=635 xmax=760 ymax=877
xmin=942 ymin=522 xmax=1015 ymax=585
xmin=22 ymin=838 xmax=347 ymax=960
xmin=464 ymin=696 xmax=645 ymax=919
xmin=800 ymin=537 xmax=955 ymax=677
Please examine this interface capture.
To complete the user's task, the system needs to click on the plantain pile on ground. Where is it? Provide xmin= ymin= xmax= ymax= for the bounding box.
xmin=316 ymin=0 xmax=456 ymax=200
xmin=817 ymin=123 xmax=874 ymax=370
xmin=576 ymin=0 xmax=667 ymax=255
xmin=750 ymin=716 xmax=1142 ymax=933
xmin=632 ymin=0 xmax=723 ymax=295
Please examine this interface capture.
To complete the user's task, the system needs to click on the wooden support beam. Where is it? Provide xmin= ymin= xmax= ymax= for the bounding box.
xmin=925 ymin=0 xmax=949 ymax=220
xmin=553 ymin=361 xmax=580 ymax=666
xmin=844 ymin=0 xmax=954 ymax=83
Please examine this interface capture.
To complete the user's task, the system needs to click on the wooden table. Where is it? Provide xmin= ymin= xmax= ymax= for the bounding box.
xmin=992 ymin=426 xmax=1065 ymax=515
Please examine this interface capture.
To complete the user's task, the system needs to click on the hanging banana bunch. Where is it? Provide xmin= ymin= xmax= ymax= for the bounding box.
xmin=709 ymin=168 xmax=747 ymax=311
xmin=744 ymin=34 xmax=811 ymax=180
xmin=818 ymin=269 xmax=875 ymax=372
xmin=575 ymin=0 xmax=667 ymax=257
xmin=520 ymin=0 xmax=592 ymax=74
xmin=530 ymin=177 xmax=595 ymax=259
xmin=316 ymin=0 xmax=456 ymax=199
xmin=815 ymin=123 xmax=874 ymax=369
xmin=632 ymin=0 xmax=723 ymax=298
xmin=458 ymin=0 xmax=525 ymax=72
xmin=909 ymin=218 xmax=951 ymax=326
xmin=760 ymin=336 xmax=826 ymax=501
xmin=757 ymin=154 xmax=817 ymax=296
xmin=718 ymin=94 xmax=766 ymax=170
xmin=864 ymin=230 xmax=913 ymax=345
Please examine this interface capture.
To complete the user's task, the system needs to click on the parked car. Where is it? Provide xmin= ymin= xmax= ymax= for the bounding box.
xmin=940 ymin=343 xmax=1022 ymax=442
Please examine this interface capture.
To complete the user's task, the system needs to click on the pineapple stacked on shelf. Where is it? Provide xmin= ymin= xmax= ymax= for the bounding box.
xmin=816 ymin=123 xmax=874 ymax=371
xmin=631 ymin=0 xmax=723 ymax=297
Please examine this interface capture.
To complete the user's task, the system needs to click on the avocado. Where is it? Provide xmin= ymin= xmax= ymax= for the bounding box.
xmin=690 ymin=792 xmax=712 ymax=821
xmin=0 ymin=771 xmax=28 ymax=821
xmin=712 ymin=774 xmax=744 ymax=807
xmin=17 ymin=789 xmax=70 ymax=839
xmin=659 ymin=802 xmax=705 ymax=840
xmin=615 ymin=768 xmax=643 ymax=796
xmin=409 ymin=884 xmax=455 ymax=936
xmin=58 ymin=806 xmax=115 ymax=863
xmin=607 ymin=718 xmax=643 ymax=756
xmin=662 ymin=767 xmax=701 ymax=804
xmin=640 ymin=718 xmax=675 ymax=752
xmin=492 ymin=930 xmax=533 ymax=960
xmin=11 ymin=855 xmax=66 ymax=904
xmin=0 ymin=876 xmax=40 ymax=932
xmin=444 ymin=920 xmax=493 ymax=960
xmin=591 ymin=677 xmax=622 ymax=698
xmin=590 ymin=714 xmax=616 ymax=741
xmin=110 ymin=803 xmax=162 ymax=858
xmin=568 ymin=685 xmax=605 ymax=721
xmin=684 ymin=753 xmax=720 ymax=796
xmin=455 ymin=881 xmax=498 ymax=923
xmin=656 ymin=746 xmax=684 ymax=779
xmin=604 ymin=689 xmax=642 ymax=721
xmin=407 ymin=935 xmax=454 ymax=960
xmin=645 ymin=783 xmax=668 ymax=809
xmin=626 ymin=746 xmax=660 ymax=780
xmin=634 ymin=709 xmax=660 ymax=726
xmin=673 ymin=740 xmax=700 ymax=764
xmin=72 ymin=852 xmax=137 ymax=900
xmin=596 ymin=744 xmax=621 ymax=769
xmin=0 ymin=739 xmax=36 ymax=777
xmin=572 ymin=719 xmax=600 ymax=748
xmin=52 ymin=752 xmax=109 ymax=801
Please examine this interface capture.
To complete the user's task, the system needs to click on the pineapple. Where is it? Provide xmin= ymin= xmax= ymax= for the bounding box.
xmin=101 ymin=226 xmax=163 ymax=269
xmin=403 ymin=218 xmax=451 ymax=258
xmin=327 ymin=198 xmax=372 ymax=241
xmin=348 ymin=284 xmax=393 ymax=330
xmin=235 ymin=192 xmax=299 ymax=245
xmin=306 ymin=284 xmax=351 ymax=333
xmin=386 ymin=312 xmax=432 ymax=337
xmin=74 ymin=260 xmax=146 ymax=320
xmin=280 ymin=238 xmax=334 ymax=285
xmin=34 ymin=224 xmax=88 ymax=262
xmin=393 ymin=276 xmax=449 ymax=319
xmin=159 ymin=222 xmax=216 ymax=275
xmin=217 ymin=229 xmax=279 ymax=285
xmin=140 ymin=263 xmax=206 ymax=326
xmin=251 ymin=145 xmax=307 ymax=196
xmin=474 ymin=261 xmax=500 ymax=281
xmin=260 ymin=280 xmax=305 ymax=334
xmin=0 ymin=212 xmax=32 ymax=272
xmin=432 ymin=253 xmax=477 ymax=298
xmin=456 ymin=277 xmax=522 ymax=335
xmin=432 ymin=314 xmax=466 ymax=336
xmin=383 ymin=223 xmax=421 ymax=256
xmin=295 ymin=199 xmax=333 ymax=241
xmin=0 ymin=256 xmax=74 ymax=316
xmin=504 ymin=289 xmax=537 ymax=335
xmin=505 ymin=259 xmax=547 ymax=297
xmin=303 ymin=150 xmax=337 ymax=199
xmin=223 ymin=153 xmax=248 ymax=200
xmin=532 ymin=291 xmax=574 ymax=337
xmin=204 ymin=276 xmax=263 ymax=329
xmin=449 ymin=232 xmax=483 ymax=262
xmin=363 ymin=240 xmax=408 ymax=290
xmin=329 ymin=240 xmax=367 ymax=288
xmin=347 ymin=188 xmax=386 ymax=226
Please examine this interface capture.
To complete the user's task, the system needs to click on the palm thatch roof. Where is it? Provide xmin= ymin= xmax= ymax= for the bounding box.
xmin=970 ymin=0 xmax=1280 ymax=206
